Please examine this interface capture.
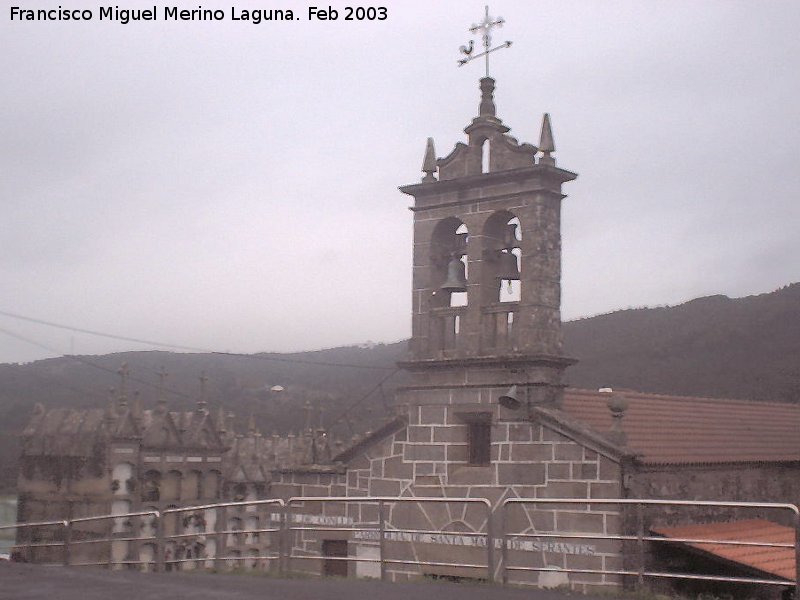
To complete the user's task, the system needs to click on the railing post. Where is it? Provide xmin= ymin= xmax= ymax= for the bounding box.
xmin=636 ymin=502 xmax=645 ymax=587
xmin=278 ymin=505 xmax=287 ymax=576
xmin=501 ymin=502 xmax=508 ymax=585
xmin=378 ymin=500 xmax=387 ymax=582
xmin=62 ymin=520 xmax=71 ymax=567
xmin=214 ymin=505 xmax=225 ymax=572
xmin=154 ymin=511 xmax=165 ymax=573
xmin=794 ymin=508 xmax=799 ymax=600
xmin=486 ymin=501 xmax=495 ymax=583
xmin=106 ymin=516 xmax=113 ymax=570
xmin=284 ymin=501 xmax=293 ymax=577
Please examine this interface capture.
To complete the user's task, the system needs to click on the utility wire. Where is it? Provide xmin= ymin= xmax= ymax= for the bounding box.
xmin=211 ymin=351 xmax=395 ymax=370
xmin=1 ymin=316 xmax=403 ymax=430
xmin=328 ymin=367 xmax=401 ymax=429
xmin=0 ymin=327 xmax=109 ymax=403
xmin=0 ymin=308 xmax=396 ymax=370
xmin=0 ymin=326 xmax=191 ymax=399
xmin=0 ymin=309 xmax=209 ymax=352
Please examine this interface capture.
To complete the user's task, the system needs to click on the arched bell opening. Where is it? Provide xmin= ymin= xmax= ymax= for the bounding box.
xmin=481 ymin=211 xmax=521 ymax=352
xmin=481 ymin=138 xmax=490 ymax=173
xmin=482 ymin=211 xmax=521 ymax=304
xmin=429 ymin=217 xmax=469 ymax=309
xmin=428 ymin=217 xmax=469 ymax=355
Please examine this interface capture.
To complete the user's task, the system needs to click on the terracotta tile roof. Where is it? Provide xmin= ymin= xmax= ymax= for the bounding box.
xmin=562 ymin=388 xmax=800 ymax=465
xmin=651 ymin=519 xmax=796 ymax=582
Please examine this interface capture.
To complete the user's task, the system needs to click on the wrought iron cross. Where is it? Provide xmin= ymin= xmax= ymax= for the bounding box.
xmin=157 ymin=366 xmax=168 ymax=403
xmin=117 ymin=362 xmax=129 ymax=400
xmin=199 ymin=371 xmax=209 ymax=402
xmin=458 ymin=5 xmax=512 ymax=77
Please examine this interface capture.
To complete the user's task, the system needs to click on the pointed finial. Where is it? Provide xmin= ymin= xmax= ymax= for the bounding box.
xmin=539 ymin=113 xmax=556 ymax=166
xmin=422 ymin=137 xmax=437 ymax=183
xmin=304 ymin=400 xmax=312 ymax=432
xmin=217 ymin=406 xmax=227 ymax=434
xmin=156 ymin=366 xmax=168 ymax=400
xmin=197 ymin=372 xmax=208 ymax=412
xmin=132 ymin=391 xmax=143 ymax=423
xmin=117 ymin=362 xmax=129 ymax=408
xmin=105 ymin=387 xmax=118 ymax=422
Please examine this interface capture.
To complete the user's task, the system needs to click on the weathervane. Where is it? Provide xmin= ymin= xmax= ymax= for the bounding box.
xmin=458 ymin=5 xmax=512 ymax=77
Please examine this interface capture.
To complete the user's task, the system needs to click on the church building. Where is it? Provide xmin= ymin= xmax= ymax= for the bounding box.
xmin=16 ymin=60 xmax=800 ymax=600
xmin=269 ymin=76 xmax=800 ymax=595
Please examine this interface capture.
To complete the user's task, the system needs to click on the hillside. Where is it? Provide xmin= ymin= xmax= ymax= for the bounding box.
xmin=0 ymin=283 xmax=798 ymax=493
xmin=562 ymin=283 xmax=800 ymax=402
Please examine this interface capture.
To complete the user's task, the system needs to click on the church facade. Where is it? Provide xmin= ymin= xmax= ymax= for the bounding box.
xmin=269 ymin=77 xmax=800 ymax=595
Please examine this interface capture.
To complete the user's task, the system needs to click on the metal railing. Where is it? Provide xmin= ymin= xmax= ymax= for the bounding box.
xmin=0 ymin=518 xmax=67 ymax=565
xmin=501 ymin=498 xmax=799 ymax=598
xmin=159 ymin=499 xmax=284 ymax=572
xmin=68 ymin=509 xmax=160 ymax=568
xmin=5 ymin=496 xmax=798 ymax=598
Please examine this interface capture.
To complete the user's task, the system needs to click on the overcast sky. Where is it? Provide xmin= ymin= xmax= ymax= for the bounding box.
xmin=2 ymin=1 xmax=799 ymax=365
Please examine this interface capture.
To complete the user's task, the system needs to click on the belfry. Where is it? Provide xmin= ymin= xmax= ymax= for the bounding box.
xmin=397 ymin=76 xmax=577 ymax=421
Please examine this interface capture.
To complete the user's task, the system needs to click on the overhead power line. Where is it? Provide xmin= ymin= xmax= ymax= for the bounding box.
xmin=0 ymin=325 xmax=191 ymax=399
xmin=328 ymin=367 xmax=401 ymax=430
xmin=0 ymin=309 xmax=211 ymax=352
xmin=2 ymin=324 xmax=402 ymax=437
xmin=0 ymin=309 xmax=397 ymax=370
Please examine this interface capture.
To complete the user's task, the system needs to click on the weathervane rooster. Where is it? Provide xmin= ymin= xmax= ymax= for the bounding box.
xmin=458 ymin=6 xmax=512 ymax=77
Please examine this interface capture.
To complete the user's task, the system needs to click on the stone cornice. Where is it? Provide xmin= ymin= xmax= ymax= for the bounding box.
xmin=397 ymin=354 xmax=577 ymax=371
xmin=399 ymin=164 xmax=578 ymax=200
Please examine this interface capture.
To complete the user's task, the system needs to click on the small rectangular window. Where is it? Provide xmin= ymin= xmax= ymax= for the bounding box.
xmin=467 ymin=420 xmax=491 ymax=465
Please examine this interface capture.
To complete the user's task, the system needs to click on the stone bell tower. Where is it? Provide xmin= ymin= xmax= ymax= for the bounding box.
xmin=398 ymin=77 xmax=577 ymax=415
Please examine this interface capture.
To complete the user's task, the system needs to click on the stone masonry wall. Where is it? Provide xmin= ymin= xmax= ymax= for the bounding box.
xmin=270 ymin=411 xmax=624 ymax=592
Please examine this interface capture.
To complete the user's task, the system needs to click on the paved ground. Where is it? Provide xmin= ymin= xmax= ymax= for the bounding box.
xmin=0 ymin=562 xmax=612 ymax=600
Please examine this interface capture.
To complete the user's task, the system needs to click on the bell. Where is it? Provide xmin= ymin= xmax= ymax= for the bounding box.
xmin=499 ymin=385 xmax=522 ymax=410
xmin=440 ymin=258 xmax=467 ymax=293
xmin=495 ymin=251 xmax=520 ymax=280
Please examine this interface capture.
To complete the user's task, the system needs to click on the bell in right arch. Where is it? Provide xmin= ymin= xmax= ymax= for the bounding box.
xmin=441 ymin=257 xmax=467 ymax=293
xmin=495 ymin=250 xmax=520 ymax=280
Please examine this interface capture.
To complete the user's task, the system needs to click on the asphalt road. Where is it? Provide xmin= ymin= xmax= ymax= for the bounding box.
xmin=0 ymin=563 xmax=611 ymax=600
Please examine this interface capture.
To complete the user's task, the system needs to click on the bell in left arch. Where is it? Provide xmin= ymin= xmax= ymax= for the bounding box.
xmin=441 ymin=257 xmax=467 ymax=293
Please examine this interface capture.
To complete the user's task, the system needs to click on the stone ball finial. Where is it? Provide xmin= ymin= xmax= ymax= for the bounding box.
xmin=607 ymin=394 xmax=629 ymax=417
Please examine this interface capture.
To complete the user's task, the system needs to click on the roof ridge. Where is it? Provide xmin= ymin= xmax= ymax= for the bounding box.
xmin=566 ymin=387 xmax=799 ymax=408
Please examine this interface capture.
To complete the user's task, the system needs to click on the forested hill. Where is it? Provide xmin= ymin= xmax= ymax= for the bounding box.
xmin=0 ymin=283 xmax=797 ymax=492
xmin=562 ymin=282 xmax=800 ymax=403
